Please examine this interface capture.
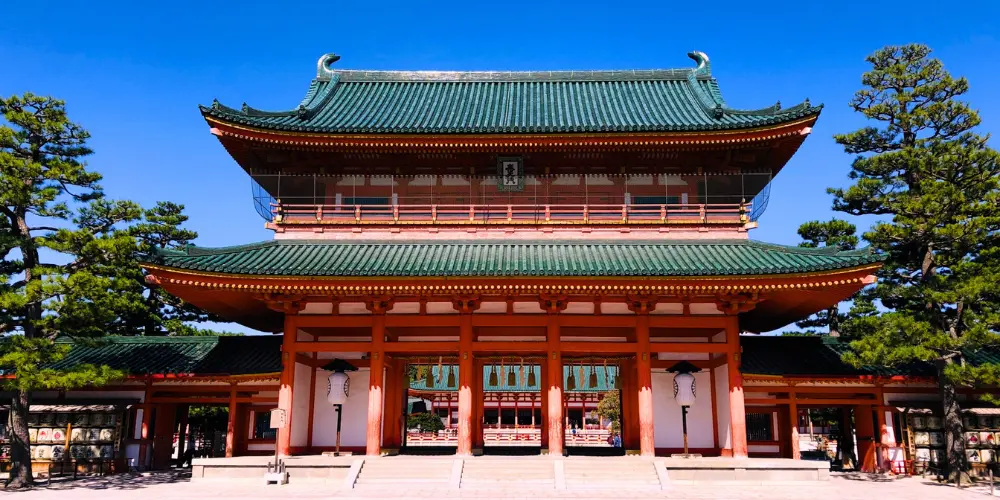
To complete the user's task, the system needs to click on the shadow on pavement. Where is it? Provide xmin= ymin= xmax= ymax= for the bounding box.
xmin=5 ymin=470 xmax=192 ymax=492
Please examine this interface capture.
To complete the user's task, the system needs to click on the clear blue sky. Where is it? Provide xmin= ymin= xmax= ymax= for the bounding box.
xmin=2 ymin=1 xmax=998 ymax=333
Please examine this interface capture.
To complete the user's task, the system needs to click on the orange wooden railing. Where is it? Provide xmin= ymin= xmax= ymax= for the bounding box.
xmin=271 ymin=202 xmax=749 ymax=225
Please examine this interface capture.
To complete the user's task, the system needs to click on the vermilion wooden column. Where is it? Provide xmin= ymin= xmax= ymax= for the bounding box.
xmin=546 ymin=314 xmax=564 ymax=456
xmin=877 ymin=406 xmax=893 ymax=469
xmin=636 ymin=314 xmax=655 ymax=457
xmin=855 ymin=405 xmax=876 ymax=472
xmin=726 ymin=318 xmax=748 ymax=458
xmin=225 ymin=386 xmax=238 ymax=457
xmin=788 ymin=394 xmax=800 ymax=460
xmin=381 ymin=358 xmax=403 ymax=450
xmin=366 ymin=315 xmax=386 ymax=456
xmin=540 ymin=359 xmax=549 ymax=449
xmin=176 ymin=405 xmax=189 ymax=461
xmin=473 ymin=358 xmax=486 ymax=450
xmin=137 ymin=382 xmax=153 ymax=468
xmin=840 ymin=407 xmax=857 ymax=469
xmin=276 ymin=316 xmax=296 ymax=457
xmin=306 ymin=352 xmax=318 ymax=451
xmin=457 ymin=314 xmax=474 ymax=455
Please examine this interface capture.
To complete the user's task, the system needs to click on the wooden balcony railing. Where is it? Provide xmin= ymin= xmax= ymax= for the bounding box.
xmin=271 ymin=202 xmax=750 ymax=226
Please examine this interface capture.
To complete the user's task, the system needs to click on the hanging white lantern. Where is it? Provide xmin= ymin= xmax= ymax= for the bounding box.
xmin=327 ymin=371 xmax=350 ymax=405
xmin=672 ymin=372 xmax=696 ymax=407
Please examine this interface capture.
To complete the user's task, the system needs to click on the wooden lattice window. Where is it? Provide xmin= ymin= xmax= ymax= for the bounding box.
xmin=746 ymin=412 xmax=774 ymax=442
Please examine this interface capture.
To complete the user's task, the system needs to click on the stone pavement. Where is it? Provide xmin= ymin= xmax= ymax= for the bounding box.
xmin=4 ymin=471 xmax=998 ymax=499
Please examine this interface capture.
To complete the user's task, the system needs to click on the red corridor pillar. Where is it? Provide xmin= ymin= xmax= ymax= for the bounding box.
xmin=636 ymin=314 xmax=655 ymax=457
xmin=457 ymin=314 xmax=474 ymax=455
xmin=788 ymin=396 xmax=800 ymax=460
xmin=276 ymin=315 xmax=296 ymax=457
xmin=855 ymin=405 xmax=876 ymax=472
xmin=546 ymin=314 xmax=564 ymax=456
xmin=726 ymin=318 xmax=748 ymax=458
xmin=366 ymin=315 xmax=386 ymax=456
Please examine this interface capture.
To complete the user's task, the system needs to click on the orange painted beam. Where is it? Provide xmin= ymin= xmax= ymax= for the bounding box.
xmin=294 ymin=341 xmax=372 ymax=353
xmin=651 ymin=359 xmax=713 ymax=369
xmin=386 ymin=315 xmax=461 ymax=327
xmin=745 ymin=398 xmax=880 ymax=405
xmin=292 ymin=315 xmax=374 ymax=328
xmin=471 ymin=341 xmax=547 ymax=352
xmin=149 ymin=397 xmax=277 ymax=404
xmin=561 ymin=341 xmax=637 ymax=353
xmin=150 ymin=385 xmax=279 ymax=393
xmin=208 ymin=115 xmax=818 ymax=151
xmin=649 ymin=342 xmax=729 ymax=353
xmin=556 ymin=316 xmax=634 ymax=328
xmin=648 ymin=316 xmax=728 ymax=329
xmin=471 ymin=315 xmax=549 ymax=328
xmin=742 ymin=386 xmax=880 ymax=394
xmin=383 ymin=341 xmax=459 ymax=353
xmin=295 ymin=353 xmax=323 ymax=367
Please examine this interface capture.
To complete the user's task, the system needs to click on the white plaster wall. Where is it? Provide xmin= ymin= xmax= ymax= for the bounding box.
xmin=311 ymin=369 xmax=378 ymax=448
xmin=749 ymin=444 xmax=779 ymax=453
xmin=883 ymin=410 xmax=896 ymax=443
xmin=248 ymin=443 xmax=273 ymax=451
xmin=652 ymin=371 xmax=714 ymax=449
xmin=133 ymin=409 xmax=145 ymax=440
xmin=290 ymin=361 xmax=312 ymax=447
xmin=714 ymin=364 xmax=732 ymax=449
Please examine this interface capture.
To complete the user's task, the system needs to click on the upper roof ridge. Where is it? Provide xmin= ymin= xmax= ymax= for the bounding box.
xmin=201 ymin=51 xmax=823 ymax=134
xmin=314 ymin=51 xmax=708 ymax=83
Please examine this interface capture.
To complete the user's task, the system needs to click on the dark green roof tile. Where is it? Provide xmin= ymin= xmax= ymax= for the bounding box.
xmin=46 ymin=336 xmax=282 ymax=376
xmin=740 ymin=336 xmax=936 ymax=378
xmin=41 ymin=335 xmax=1000 ymax=381
xmin=150 ymin=240 xmax=881 ymax=278
xmin=201 ymin=52 xmax=821 ymax=135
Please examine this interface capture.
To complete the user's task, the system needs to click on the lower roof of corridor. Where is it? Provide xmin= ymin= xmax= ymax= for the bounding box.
xmin=37 ymin=335 xmax=1000 ymax=381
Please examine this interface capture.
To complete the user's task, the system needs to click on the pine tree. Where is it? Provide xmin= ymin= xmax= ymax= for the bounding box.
xmin=831 ymin=44 xmax=1000 ymax=483
xmin=794 ymin=219 xmax=859 ymax=336
xmin=0 ymin=94 xmax=137 ymax=487
xmin=126 ymin=201 xmax=228 ymax=336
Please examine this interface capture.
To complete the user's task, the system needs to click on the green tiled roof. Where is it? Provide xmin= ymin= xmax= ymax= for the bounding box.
xmin=409 ymin=365 xmax=619 ymax=393
xmin=741 ymin=336 xmax=952 ymax=378
xmin=45 ymin=336 xmax=283 ymax=376
xmin=150 ymin=240 xmax=880 ymax=278
xmin=201 ymin=52 xmax=821 ymax=134
xmin=37 ymin=335 xmax=1000 ymax=381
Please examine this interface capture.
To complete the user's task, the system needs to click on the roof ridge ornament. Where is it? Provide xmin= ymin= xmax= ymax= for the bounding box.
xmin=317 ymin=53 xmax=341 ymax=81
xmin=686 ymin=51 xmax=711 ymax=76
xmin=685 ymin=51 xmax=724 ymax=118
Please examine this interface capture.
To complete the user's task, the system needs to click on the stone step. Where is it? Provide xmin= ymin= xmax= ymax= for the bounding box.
xmin=463 ymin=474 xmax=554 ymax=479
xmin=567 ymin=483 xmax=661 ymax=490
xmin=355 ymin=478 xmax=451 ymax=484
xmin=359 ymin=472 xmax=451 ymax=479
xmin=463 ymin=478 xmax=555 ymax=484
